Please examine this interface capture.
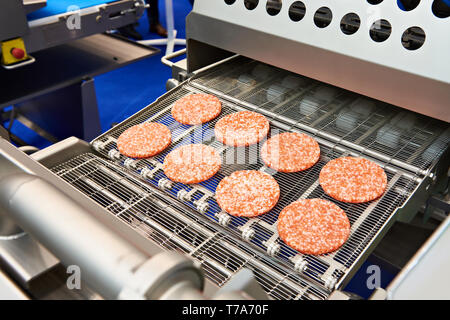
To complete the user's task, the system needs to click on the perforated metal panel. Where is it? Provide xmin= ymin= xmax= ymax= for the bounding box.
xmin=188 ymin=0 xmax=450 ymax=122
xmin=194 ymin=0 xmax=450 ymax=83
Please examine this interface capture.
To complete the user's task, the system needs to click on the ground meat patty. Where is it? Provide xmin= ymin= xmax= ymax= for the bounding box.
xmin=171 ymin=93 xmax=222 ymax=125
xmin=216 ymin=170 xmax=280 ymax=217
xmin=319 ymin=157 xmax=387 ymax=203
xmin=261 ymin=132 xmax=320 ymax=172
xmin=214 ymin=111 xmax=270 ymax=146
xmin=163 ymin=144 xmax=222 ymax=184
xmin=277 ymin=199 xmax=350 ymax=255
xmin=117 ymin=122 xmax=171 ymax=158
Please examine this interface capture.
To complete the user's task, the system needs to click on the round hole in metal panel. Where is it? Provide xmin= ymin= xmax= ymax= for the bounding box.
xmin=314 ymin=7 xmax=332 ymax=28
xmin=397 ymin=0 xmax=421 ymax=11
xmin=340 ymin=13 xmax=361 ymax=35
xmin=432 ymin=0 xmax=450 ymax=18
xmin=367 ymin=0 xmax=383 ymax=4
xmin=225 ymin=0 xmax=237 ymax=5
xmin=289 ymin=1 xmax=306 ymax=22
xmin=266 ymin=0 xmax=282 ymax=16
xmin=244 ymin=0 xmax=259 ymax=10
xmin=401 ymin=26 xmax=426 ymax=50
xmin=369 ymin=19 xmax=392 ymax=42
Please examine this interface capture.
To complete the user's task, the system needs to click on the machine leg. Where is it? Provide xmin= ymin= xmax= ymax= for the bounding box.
xmin=11 ymin=77 xmax=102 ymax=143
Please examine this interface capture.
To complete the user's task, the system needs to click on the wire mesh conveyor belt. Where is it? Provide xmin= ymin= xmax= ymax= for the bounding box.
xmin=52 ymin=57 xmax=449 ymax=299
xmin=190 ymin=57 xmax=450 ymax=176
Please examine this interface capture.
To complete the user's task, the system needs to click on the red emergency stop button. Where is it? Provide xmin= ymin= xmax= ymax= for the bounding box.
xmin=10 ymin=48 xmax=25 ymax=60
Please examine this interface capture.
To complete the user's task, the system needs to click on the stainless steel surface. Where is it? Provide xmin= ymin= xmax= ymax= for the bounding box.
xmin=0 ymin=170 xmax=214 ymax=300
xmin=187 ymin=0 xmax=450 ymax=122
xmin=328 ymin=290 xmax=353 ymax=300
xmin=386 ymin=214 xmax=450 ymax=299
xmin=31 ymin=136 xmax=93 ymax=167
xmin=0 ymin=138 xmax=61 ymax=288
xmin=13 ymin=113 xmax=58 ymax=144
xmin=18 ymin=146 xmax=39 ymax=155
xmin=0 ymin=172 xmax=150 ymax=299
xmin=0 ymin=233 xmax=59 ymax=288
xmin=214 ymin=268 xmax=269 ymax=300
xmin=161 ymin=49 xmax=187 ymax=68
xmin=162 ymin=49 xmax=189 ymax=82
xmin=0 ymin=214 xmax=23 ymax=237
xmin=119 ymin=251 xmax=205 ymax=300
xmin=49 ymin=57 xmax=446 ymax=299
xmin=1 ymin=56 xmax=36 ymax=70
xmin=0 ymin=269 xmax=29 ymax=300
xmin=369 ymin=287 xmax=388 ymax=300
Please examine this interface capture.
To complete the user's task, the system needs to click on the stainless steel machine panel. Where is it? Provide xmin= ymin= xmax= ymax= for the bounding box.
xmin=386 ymin=215 xmax=450 ymax=300
xmin=187 ymin=0 xmax=450 ymax=122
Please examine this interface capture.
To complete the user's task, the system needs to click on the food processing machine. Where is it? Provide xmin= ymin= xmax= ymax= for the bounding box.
xmin=0 ymin=0 xmax=449 ymax=300
xmin=1 ymin=0 xmax=158 ymax=144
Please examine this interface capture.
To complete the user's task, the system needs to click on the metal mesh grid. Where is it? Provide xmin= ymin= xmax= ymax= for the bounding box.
xmin=85 ymin=79 xmax=430 ymax=292
xmin=191 ymin=57 xmax=450 ymax=175
xmin=51 ymin=153 xmax=329 ymax=300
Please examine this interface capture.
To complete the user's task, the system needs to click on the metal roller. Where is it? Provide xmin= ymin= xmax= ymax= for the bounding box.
xmin=0 ymin=173 xmax=205 ymax=300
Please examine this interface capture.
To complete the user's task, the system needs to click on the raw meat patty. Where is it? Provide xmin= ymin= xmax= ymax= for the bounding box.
xmin=319 ymin=157 xmax=387 ymax=203
xmin=214 ymin=111 xmax=269 ymax=146
xmin=163 ymin=144 xmax=222 ymax=184
xmin=261 ymin=132 xmax=320 ymax=172
xmin=277 ymin=199 xmax=350 ymax=255
xmin=117 ymin=122 xmax=171 ymax=158
xmin=171 ymin=93 xmax=222 ymax=125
